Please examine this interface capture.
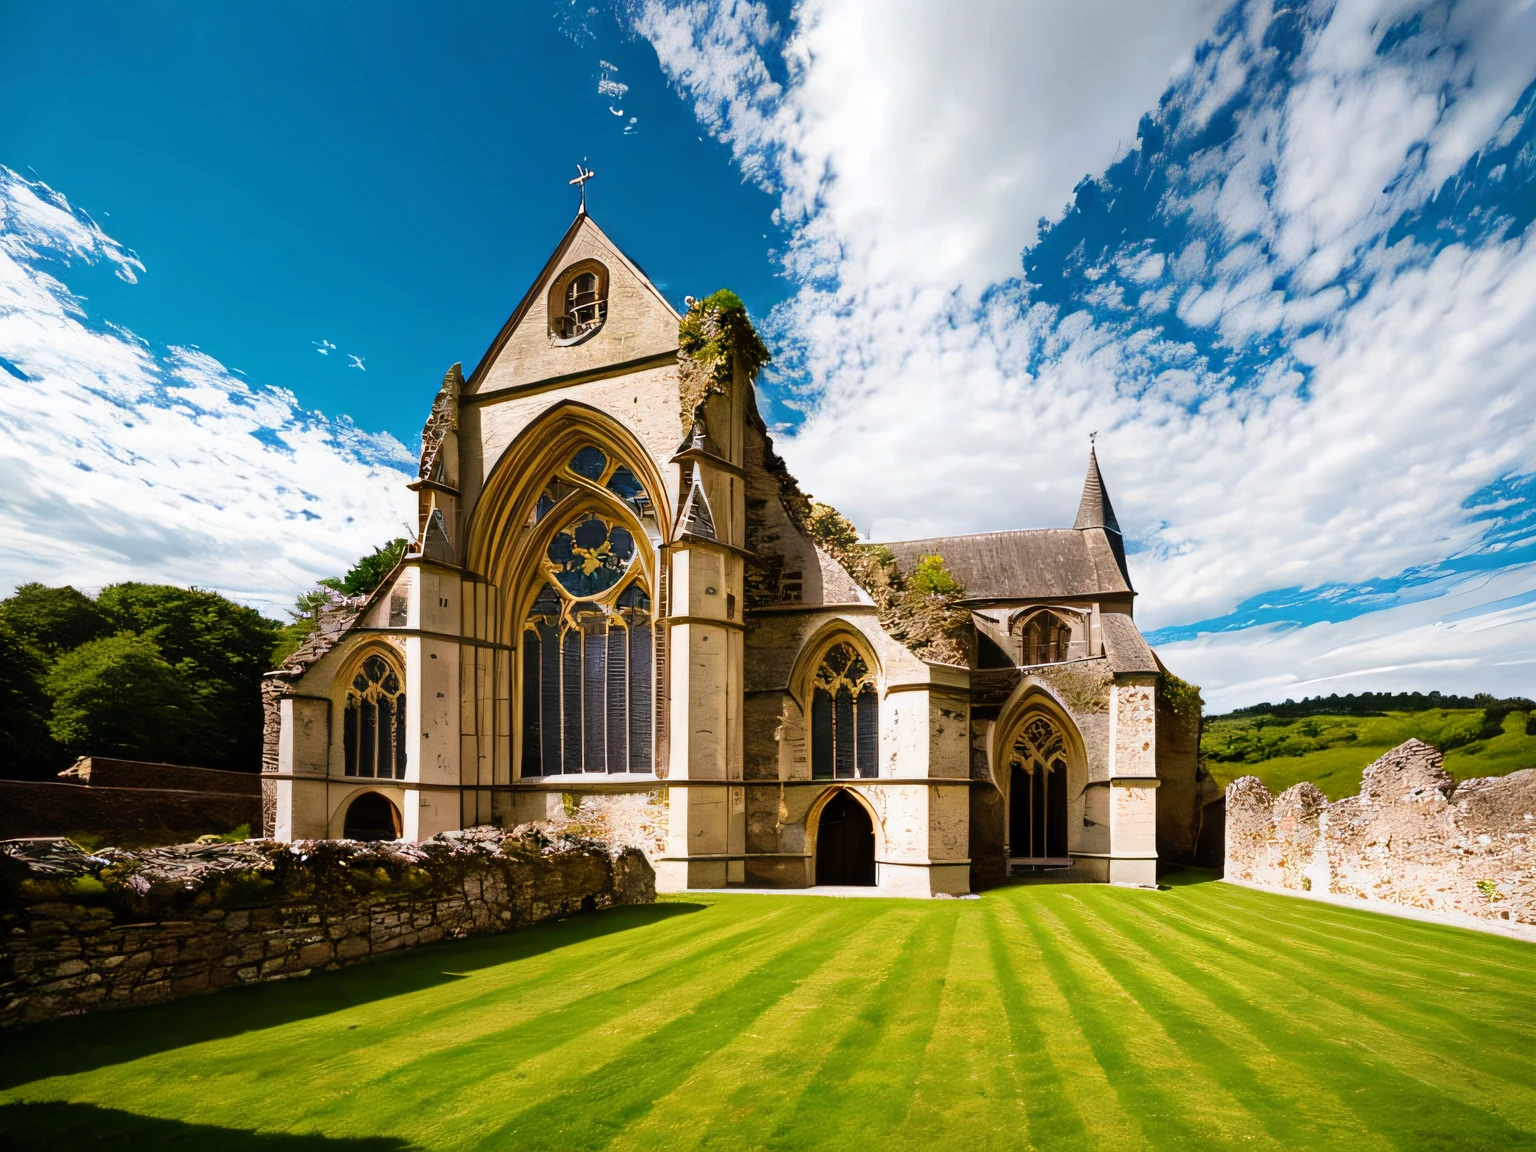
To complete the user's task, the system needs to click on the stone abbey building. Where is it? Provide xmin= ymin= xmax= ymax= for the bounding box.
xmin=263 ymin=211 xmax=1206 ymax=894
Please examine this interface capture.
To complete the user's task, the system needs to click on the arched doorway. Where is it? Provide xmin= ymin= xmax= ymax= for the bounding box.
xmin=343 ymin=792 xmax=402 ymax=841
xmin=1007 ymin=716 xmax=1069 ymax=860
xmin=814 ymin=791 xmax=876 ymax=886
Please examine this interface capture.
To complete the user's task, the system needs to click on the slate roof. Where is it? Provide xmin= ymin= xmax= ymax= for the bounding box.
xmin=879 ymin=527 xmax=1132 ymax=601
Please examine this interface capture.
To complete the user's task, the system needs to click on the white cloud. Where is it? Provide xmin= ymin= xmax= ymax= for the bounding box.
xmin=1165 ymin=561 xmax=1536 ymax=711
xmin=633 ymin=0 xmax=1536 ymax=703
xmin=0 ymin=169 xmax=415 ymax=618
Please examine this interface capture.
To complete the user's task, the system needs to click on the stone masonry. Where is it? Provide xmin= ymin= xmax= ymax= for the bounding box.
xmin=0 ymin=827 xmax=655 ymax=1028
xmin=1226 ymin=739 xmax=1535 ymax=931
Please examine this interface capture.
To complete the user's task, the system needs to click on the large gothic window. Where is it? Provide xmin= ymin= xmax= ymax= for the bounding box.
xmin=344 ymin=654 xmax=407 ymax=779
xmin=810 ymin=642 xmax=878 ymax=780
xmin=1019 ymin=611 xmax=1074 ymax=666
xmin=1008 ymin=716 xmax=1069 ymax=859
xmin=521 ymin=445 xmax=655 ymax=776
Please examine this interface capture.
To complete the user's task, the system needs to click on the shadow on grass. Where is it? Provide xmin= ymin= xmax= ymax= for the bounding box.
xmin=0 ymin=1102 xmax=415 ymax=1150
xmin=1156 ymin=864 xmax=1224 ymax=889
xmin=0 ymin=902 xmax=704 ymax=1092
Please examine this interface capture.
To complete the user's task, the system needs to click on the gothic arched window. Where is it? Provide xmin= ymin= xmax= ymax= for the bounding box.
xmin=521 ymin=446 xmax=655 ymax=776
xmin=1020 ymin=611 xmax=1074 ymax=666
xmin=810 ymin=641 xmax=878 ymax=780
xmin=344 ymin=654 xmax=406 ymax=779
xmin=1008 ymin=715 xmax=1069 ymax=859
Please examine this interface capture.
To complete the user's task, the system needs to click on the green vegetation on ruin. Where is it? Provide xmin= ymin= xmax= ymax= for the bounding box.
xmin=4 ymin=877 xmax=1533 ymax=1150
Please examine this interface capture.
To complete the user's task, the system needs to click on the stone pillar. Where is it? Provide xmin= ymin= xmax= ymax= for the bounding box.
xmin=275 ymin=695 xmax=331 ymax=840
xmin=1106 ymin=673 xmax=1159 ymax=886
xmin=403 ymin=558 xmax=463 ymax=842
xmin=657 ymin=369 xmax=748 ymax=892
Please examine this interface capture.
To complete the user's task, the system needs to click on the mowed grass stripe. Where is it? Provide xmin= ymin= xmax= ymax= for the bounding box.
xmin=464 ymin=900 xmax=886 ymax=1152
xmin=397 ymin=902 xmax=860 ymax=1148
xmin=989 ymin=894 xmax=1145 ymax=1148
xmin=755 ymin=904 xmax=959 ymax=1151
xmin=1025 ymin=897 xmax=1254 ymax=1151
xmin=1104 ymin=893 xmax=1536 ymax=1147
xmin=1141 ymin=891 xmax=1536 ymax=1090
xmin=897 ymin=908 xmax=1033 ymax=1152
xmin=1189 ymin=881 xmax=1536 ymax=986
xmin=608 ymin=902 xmax=928 ymax=1151
xmin=1063 ymin=894 xmax=1391 ymax=1150
xmin=980 ymin=900 xmax=1089 ymax=1152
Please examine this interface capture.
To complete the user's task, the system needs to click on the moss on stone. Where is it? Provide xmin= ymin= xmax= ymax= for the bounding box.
xmin=806 ymin=502 xmax=971 ymax=665
xmin=677 ymin=289 xmax=771 ymax=434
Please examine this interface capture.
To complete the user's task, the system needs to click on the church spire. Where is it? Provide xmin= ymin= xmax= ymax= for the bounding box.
xmin=1073 ymin=444 xmax=1122 ymax=535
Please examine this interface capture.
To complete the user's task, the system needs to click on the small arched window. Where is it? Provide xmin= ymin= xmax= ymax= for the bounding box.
xmin=550 ymin=264 xmax=608 ymax=342
xmin=1020 ymin=612 xmax=1074 ymax=666
xmin=810 ymin=642 xmax=878 ymax=780
xmin=344 ymin=654 xmax=406 ymax=779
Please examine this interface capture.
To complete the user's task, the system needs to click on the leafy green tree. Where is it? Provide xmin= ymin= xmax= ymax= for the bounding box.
xmin=0 ymin=583 xmax=113 ymax=657
xmin=0 ymin=618 xmax=65 ymax=779
xmin=94 ymin=583 xmax=281 ymax=771
xmin=45 ymin=633 xmax=210 ymax=763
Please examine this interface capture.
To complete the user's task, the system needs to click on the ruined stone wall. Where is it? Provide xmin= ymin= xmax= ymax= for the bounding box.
xmin=0 ymin=828 xmax=655 ymax=1028
xmin=499 ymin=788 xmax=668 ymax=863
xmin=1226 ymin=740 xmax=1534 ymax=931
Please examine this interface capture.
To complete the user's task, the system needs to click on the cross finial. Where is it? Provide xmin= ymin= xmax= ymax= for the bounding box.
xmin=569 ymin=162 xmax=596 ymax=214
xmin=1089 ymin=430 xmax=1098 ymax=446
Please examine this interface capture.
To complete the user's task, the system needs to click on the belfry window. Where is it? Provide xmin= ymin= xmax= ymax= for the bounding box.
xmin=1008 ymin=716 xmax=1068 ymax=859
xmin=521 ymin=451 xmax=656 ymax=776
xmin=810 ymin=642 xmax=878 ymax=780
xmin=344 ymin=654 xmax=407 ymax=780
xmin=1020 ymin=611 xmax=1074 ymax=666
xmin=551 ymin=266 xmax=608 ymax=342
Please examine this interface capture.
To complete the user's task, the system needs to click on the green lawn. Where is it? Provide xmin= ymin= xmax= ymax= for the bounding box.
xmin=1204 ymin=709 xmax=1536 ymax=799
xmin=3 ymin=876 xmax=1534 ymax=1150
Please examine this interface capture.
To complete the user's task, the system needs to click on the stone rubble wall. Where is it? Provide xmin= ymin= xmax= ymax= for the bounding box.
xmin=1226 ymin=739 xmax=1535 ymax=930
xmin=0 ymin=827 xmax=655 ymax=1029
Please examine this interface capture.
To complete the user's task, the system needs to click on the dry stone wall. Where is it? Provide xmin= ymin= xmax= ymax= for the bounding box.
xmin=0 ymin=827 xmax=655 ymax=1028
xmin=1226 ymin=739 xmax=1534 ymax=932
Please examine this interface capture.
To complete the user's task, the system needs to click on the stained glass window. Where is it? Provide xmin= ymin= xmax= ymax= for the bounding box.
xmin=521 ymin=450 xmax=655 ymax=777
xmin=810 ymin=641 xmax=878 ymax=780
xmin=344 ymin=654 xmax=407 ymax=780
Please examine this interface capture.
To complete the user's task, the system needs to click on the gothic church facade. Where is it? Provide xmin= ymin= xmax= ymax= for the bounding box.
xmin=263 ymin=212 xmax=1205 ymax=894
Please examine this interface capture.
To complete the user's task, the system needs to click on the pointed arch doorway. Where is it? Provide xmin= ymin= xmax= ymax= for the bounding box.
xmin=814 ymin=791 xmax=876 ymax=886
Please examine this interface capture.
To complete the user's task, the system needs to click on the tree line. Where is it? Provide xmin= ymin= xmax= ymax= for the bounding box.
xmin=0 ymin=540 xmax=406 ymax=780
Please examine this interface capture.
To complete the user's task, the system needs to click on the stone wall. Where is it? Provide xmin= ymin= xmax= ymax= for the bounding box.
xmin=1226 ymin=740 xmax=1534 ymax=932
xmin=0 ymin=827 xmax=655 ymax=1028
xmin=0 ymin=780 xmax=261 ymax=847
xmin=58 ymin=757 xmax=262 ymax=794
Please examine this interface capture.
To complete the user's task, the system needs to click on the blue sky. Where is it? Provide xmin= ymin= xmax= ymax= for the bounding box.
xmin=3 ymin=0 xmax=1535 ymax=711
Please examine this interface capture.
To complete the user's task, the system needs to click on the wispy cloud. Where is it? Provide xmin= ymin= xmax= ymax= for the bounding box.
xmin=0 ymin=167 xmax=413 ymax=617
xmin=629 ymin=0 xmax=1536 ymax=703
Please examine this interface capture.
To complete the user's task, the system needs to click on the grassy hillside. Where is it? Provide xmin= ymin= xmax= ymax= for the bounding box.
xmin=1202 ymin=708 xmax=1536 ymax=799
xmin=4 ymin=881 xmax=1534 ymax=1150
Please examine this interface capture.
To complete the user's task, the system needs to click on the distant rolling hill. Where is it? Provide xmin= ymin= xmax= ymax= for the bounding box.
xmin=1201 ymin=695 xmax=1536 ymax=801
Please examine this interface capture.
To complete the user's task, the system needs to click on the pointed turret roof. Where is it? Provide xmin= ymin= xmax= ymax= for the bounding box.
xmin=1073 ymin=446 xmax=1122 ymax=535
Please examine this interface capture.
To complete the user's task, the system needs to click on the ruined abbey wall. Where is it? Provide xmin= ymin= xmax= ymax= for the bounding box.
xmin=1226 ymin=739 xmax=1535 ymax=934
xmin=0 ymin=828 xmax=654 ymax=1028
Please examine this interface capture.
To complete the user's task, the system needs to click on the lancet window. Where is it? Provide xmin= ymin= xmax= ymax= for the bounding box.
xmin=1008 ymin=715 xmax=1069 ymax=859
xmin=810 ymin=641 xmax=878 ymax=780
xmin=344 ymin=654 xmax=407 ymax=780
xmin=1019 ymin=611 xmax=1074 ymax=666
xmin=521 ymin=445 xmax=655 ymax=776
